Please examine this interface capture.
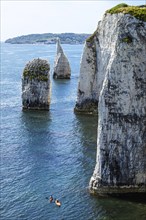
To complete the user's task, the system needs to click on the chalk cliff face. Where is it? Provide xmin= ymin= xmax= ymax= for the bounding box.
xmin=74 ymin=11 xmax=120 ymax=113
xmin=22 ymin=58 xmax=51 ymax=110
xmin=74 ymin=40 xmax=98 ymax=113
xmin=53 ymin=39 xmax=71 ymax=79
xmin=79 ymin=7 xmax=146 ymax=193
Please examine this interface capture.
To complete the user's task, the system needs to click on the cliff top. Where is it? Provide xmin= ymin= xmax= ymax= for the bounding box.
xmin=106 ymin=3 xmax=146 ymax=21
xmin=86 ymin=3 xmax=146 ymax=43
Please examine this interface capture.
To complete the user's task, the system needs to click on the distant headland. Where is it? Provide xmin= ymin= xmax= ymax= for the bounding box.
xmin=5 ymin=33 xmax=90 ymax=44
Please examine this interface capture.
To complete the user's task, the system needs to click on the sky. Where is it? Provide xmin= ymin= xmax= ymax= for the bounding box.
xmin=1 ymin=0 xmax=146 ymax=41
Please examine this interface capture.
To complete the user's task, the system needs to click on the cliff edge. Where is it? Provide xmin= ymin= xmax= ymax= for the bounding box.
xmin=81 ymin=4 xmax=146 ymax=194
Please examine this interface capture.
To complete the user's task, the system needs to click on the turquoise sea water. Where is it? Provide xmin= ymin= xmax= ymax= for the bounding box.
xmin=1 ymin=43 xmax=146 ymax=220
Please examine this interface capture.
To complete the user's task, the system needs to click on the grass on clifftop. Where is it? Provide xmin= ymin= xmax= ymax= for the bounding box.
xmin=106 ymin=3 xmax=146 ymax=21
xmin=86 ymin=4 xmax=146 ymax=43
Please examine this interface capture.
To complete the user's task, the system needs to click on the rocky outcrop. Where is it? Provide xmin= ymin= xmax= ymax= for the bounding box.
xmin=74 ymin=39 xmax=98 ymax=114
xmin=53 ymin=39 xmax=71 ymax=79
xmin=81 ymin=4 xmax=146 ymax=194
xmin=75 ymin=4 xmax=146 ymax=116
xmin=22 ymin=58 xmax=51 ymax=110
xmin=74 ymin=8 xmax=118 ymax=114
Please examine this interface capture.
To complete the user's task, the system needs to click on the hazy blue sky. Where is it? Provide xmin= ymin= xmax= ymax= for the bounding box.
xmin=1 ymin=0 xmax=145 ymax=41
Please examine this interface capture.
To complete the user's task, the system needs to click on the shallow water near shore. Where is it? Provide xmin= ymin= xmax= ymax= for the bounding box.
xmin=1 ymin=43 xmax=146 ymax=220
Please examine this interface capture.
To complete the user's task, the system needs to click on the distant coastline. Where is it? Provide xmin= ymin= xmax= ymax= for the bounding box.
xmin=5 ymin=33 xmax=90 ymax=44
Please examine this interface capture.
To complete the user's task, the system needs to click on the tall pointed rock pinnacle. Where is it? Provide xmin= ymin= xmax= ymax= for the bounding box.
xmin=53 ymin=38 xmax=71 ymax=79
xmin=56 ymin=38 xmax=63 ymax=54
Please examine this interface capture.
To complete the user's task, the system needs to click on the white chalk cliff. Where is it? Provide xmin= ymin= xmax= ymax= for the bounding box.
xmin=53 ymin=39 xmax=71 ymax=79
xmin=22 ymin=58 xmax=51 ymax=110
xmin=74 ymin=39 xmax=98 ymax=113
xmin=77 ymin=4 xmax=146 ymax=194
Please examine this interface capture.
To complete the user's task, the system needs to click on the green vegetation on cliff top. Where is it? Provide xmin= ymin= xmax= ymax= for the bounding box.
xmin=86 ymin=4 xmax=146 ymax=43
xmin=23 ymin=59 xmax=50 ymax=82
xmin=106 ymin=3 xmax=146 ymax=21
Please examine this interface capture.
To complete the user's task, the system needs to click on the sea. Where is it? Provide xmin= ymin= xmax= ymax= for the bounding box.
xmin=1 ymin=42 xmax=146 ymax=220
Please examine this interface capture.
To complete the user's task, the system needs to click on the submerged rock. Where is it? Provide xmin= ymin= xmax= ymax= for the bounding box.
xmin=53 ymin=39 xmax=71 ymax=79
xmin=82 ymin=4 xmax=146 ymax=194
xmin=22 ymin=58 xmax=51 ymax=110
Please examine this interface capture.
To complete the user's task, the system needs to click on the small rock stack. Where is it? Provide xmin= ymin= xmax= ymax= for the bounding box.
xmin=22 ymin=58 xmax=51 ymax=110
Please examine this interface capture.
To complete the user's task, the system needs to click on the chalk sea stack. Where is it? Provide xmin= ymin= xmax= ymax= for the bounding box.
xmin=76 ymin=4 xmax=146 ymax=194
xmin=53 ymin=39 xmax=71 ymax=79
xmin=22 ymin=58 xmax=51 ymax=110
xmin=74 ymin=39 xmax=98 ymax=114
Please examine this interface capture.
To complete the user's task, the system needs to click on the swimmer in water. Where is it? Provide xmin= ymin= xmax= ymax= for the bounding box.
xmin=55 ymin=199 xmax=61 ymax=207
xmin=49 ymin=195 xmax=53 ymax=203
